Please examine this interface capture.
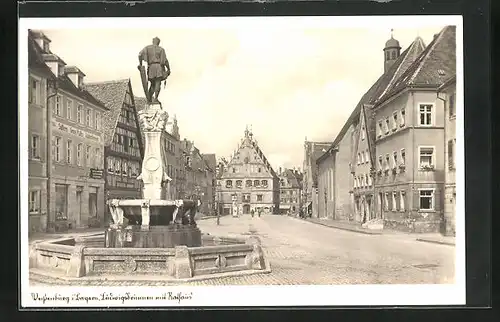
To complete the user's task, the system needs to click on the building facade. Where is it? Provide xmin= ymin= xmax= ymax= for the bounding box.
xmin=302 ymin=140 xmax=332 ymax=218
xmin=28 ymin=31 xmax=57 ymax=232
xmin=86 ymin=80 xmax=144 ymax=215
xmin=317 ymin=26 xmax=456 ymax=233
xmin=439 ymin=76 xmax=456 ymax=236
xmin=372 ymin=26 xmax=456 ymax=233
xmin=30 ymin=30 xmax=108 ymax=231
xmin=278 ymin=168 xmax=302 ymax=215
xmin=218 ymin=128 xmax=280 ymax=216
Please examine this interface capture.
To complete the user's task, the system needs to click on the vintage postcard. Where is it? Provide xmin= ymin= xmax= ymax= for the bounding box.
xmin=19 ymin=15 xmax=464 ymax=308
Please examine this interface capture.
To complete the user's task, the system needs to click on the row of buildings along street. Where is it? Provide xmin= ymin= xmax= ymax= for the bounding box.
xmin=303 ymin=26 xmax=456 ymax=235
xmin=27 ymin=30 xmax=217 ymax=233
xmin=28 ymin=25 xmax=457 ymax=238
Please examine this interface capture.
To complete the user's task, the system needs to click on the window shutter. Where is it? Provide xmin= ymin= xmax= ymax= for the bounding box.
xmin=413 ymin=189 xmax=420 ymax=211
xmin=434 ymin=188 xmax=442 ymax=211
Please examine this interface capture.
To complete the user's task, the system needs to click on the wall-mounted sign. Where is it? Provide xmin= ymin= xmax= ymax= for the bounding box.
xmin=90 ymin=168 xmax=104 ymax=179
xmin=52 ymin=121 xmax=102 ymax=143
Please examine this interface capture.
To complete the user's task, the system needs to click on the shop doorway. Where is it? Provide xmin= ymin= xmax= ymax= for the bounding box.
xmin=89 ymin=187 xmax=98 ymax=219
xmin=55 ymin=184 xmax=68 ymax=222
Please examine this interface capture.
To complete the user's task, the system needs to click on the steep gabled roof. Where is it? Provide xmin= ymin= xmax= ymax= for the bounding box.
xmin=318 ymin=36 xmax=427 ymax=164
xmin=202 ymin=153 xmax=217 ymax=172
xmin=377 ymin=25 xmax=456 ymax=104
xmin=306 ymin=141 xmax=332 ymax=186
xmin=84 ymin=79 xmax=132 ymax=146
xmin=280 ymin=168 xmax=301 ymax=189
xmin=134 ymin=96 xmax=148 ymax=112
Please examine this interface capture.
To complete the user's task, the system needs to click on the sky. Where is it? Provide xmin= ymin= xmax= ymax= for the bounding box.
xmin=39 ymin=20 xmax=446 ymax=171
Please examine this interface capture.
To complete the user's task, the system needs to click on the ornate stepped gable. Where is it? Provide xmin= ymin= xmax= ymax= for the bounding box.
xmin=221 ymin=128 xmax=278 ymax=179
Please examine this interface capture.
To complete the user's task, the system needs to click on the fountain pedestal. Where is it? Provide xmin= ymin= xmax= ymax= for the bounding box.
xmin=105 ymin=102 xmax=201 ymax=248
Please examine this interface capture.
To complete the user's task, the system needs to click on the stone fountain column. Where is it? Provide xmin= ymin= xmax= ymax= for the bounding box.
xmin=137 ymin=102 xmax=171 ymax=229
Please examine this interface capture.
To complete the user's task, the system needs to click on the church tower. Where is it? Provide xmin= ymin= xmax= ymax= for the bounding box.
xmin=383 ymin=29 xmax=401 ymax=73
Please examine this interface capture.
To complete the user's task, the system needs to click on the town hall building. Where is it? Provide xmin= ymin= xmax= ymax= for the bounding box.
xmin=217 ymin=127 xmax=280 ymax=216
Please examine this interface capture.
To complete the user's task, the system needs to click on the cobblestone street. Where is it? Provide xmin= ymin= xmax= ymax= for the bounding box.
xmin=30 ymin=214 xmax=455 ymax=286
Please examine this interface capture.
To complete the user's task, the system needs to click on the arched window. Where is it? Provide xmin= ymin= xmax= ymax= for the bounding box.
xmin=236 ymin=180 xmax=242 ymax=188
xmin=246 ymin=180 xmax=252 ymax=187
xmin=226 ymin=180 xmax=232 ymax=188
xmin=391 ymin=51 xmax=397 ymax=60
xmin=261 ymin=180 xmax=268 ymax=187
xmin=254 ymin=180 xmax=260 ymax=187
xmin=385 ymin=51 xmax=390 ymax=60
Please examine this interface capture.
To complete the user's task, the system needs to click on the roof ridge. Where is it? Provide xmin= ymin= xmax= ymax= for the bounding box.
xmin=408 ymin=27 xmax=448 ymax=84
xmin=85 ymin=78 xmax=130 ymax=85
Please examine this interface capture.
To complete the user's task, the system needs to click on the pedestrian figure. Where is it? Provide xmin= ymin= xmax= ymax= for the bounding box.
xmin=251 ymin=210 xmax=254 ymax=218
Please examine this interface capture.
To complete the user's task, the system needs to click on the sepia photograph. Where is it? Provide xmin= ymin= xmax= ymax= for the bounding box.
xmin=20 ymin=16 xmax=464 ymax=307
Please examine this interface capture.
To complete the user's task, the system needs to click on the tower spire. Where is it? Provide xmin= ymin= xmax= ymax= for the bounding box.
xmin=390 ymin=28 xmax=394 ymax=38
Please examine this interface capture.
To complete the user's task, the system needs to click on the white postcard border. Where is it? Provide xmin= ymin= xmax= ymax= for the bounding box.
xmin=19 ymin=15 xmax=465 ymax=308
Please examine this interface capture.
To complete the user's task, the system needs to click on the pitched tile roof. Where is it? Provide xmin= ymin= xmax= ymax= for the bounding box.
xmin=280 ymin=168 xmax=301 ymax=189
xmin=318 ymin=36 xmax=427 ymax=165
xmin=202 ymin=153 xmax=217 ymax=172
xmin=306 ymin=141 xmax=332 ymax=186
xmin=134 ymin=96 xmax=148 ymax=112
xmin=58 ymin=75 xmax=108 ymax=110
xmin=377 ymin=25 xmax=456 ymax=104
xmin=28 ymin=33 xmax=56 ymax=80
xmin=84 ymin=79 xmax=131 ymax=146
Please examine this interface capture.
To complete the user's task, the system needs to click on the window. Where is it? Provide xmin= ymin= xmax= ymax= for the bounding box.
xmin=122 ymin=160 xmax=128 ymax=176
xmin=419 ymin=147 xmax=434 ymax=168
xmin=400 ymin=191 xmax=406 ymax=211
xmin=385 ymin=118 xmax=390 ymax=134
xmin=393 ymin=151 xmax=398 ymax=168
xmin=361 ymin=126 xmax=365 ymax=140
xmin=86 ymin=145 xmax=91 ymax=166
xmin=385 ymin=154 xmax=390 ymax=170
xmin=77 ymin=104 xmax=83 ymax=123
xmin=258 ymin=167 xmax=262 ymax=173
xmin=391 ymin=51 xmax=397 ymax=60
xmin=86 ymin=108 xmax=91 ymax=127
xmin=54 ymin=137 xmax=61 ymax=162
xmin=246 ymin=180 xmax=252 ymax=187
xmin=419 ymin=189 xmax=434 ymax=211
xmin=226 ymin=180 xmax=232 ymax=188
xmin=378 ymin=156 xmax=383 ymax=170
xmin=232 ymin=167 xmax=236 ymax=173
xmin=261 ymin=180 xmax=268 ymax=187
xmin=392 ymin=113 xmax=398 ymax=130
xmin=378 ymin=121 xmax=383 ymax=137
xmin=449 ymin=93 xmax=456 ymax=118
xmin=54 ymin=96 xmax=62 ymax=116
xmin=360 ymin=152 xmax=364 ymax=164
xmin=66 ymin=99 xmax=73 ymax=120
xmin=257 ymin=195 xmax=263 ymax=202
xmin=29 ymin=190 xmax=41 ymax=214
xmin=419 ymin=104 xmax=433 ymax=126
xmin=31 ymin=135 xmax=40 ymax=159
xmin=76 ymin=143 xmax=83 ymax=166
xmin=400 ymin=109 xmax=406 ymax=127
xmin=108 ymin=157 xmax=114 ymax=173
xmin=448 ymin=139 xmax=455 ymax=170
xmin=384 ymin=193 xmax=389 ymax=211
xmin=392 ymin=192 xmax=397 ymax=211
xmin=29 ymin=77 xmax=40 ymax=104
xmin=243 ymin=194 xmax=250 ymax=202
xmin=236 ymin=180 xmax=242 ymax=188
xmin=400 ymin=149 xmax=406 ymax=165
xmin=95 ymin=112 xmax=101 ymax=129
xmin=254 ymin=180 xmax=260 ymax=187
xmin=66 ymin=140 xmax=73 ymax=164
xmin=357 ymin=153 xmax=361 ymax=165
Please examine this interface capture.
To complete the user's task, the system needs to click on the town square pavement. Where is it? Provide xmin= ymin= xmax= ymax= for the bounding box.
xmin=30 ymin=215 xmax=455 ymax=286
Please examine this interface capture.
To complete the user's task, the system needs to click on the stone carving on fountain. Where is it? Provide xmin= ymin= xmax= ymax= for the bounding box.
xmin=105 ymin=100 xmax=201 ymax=248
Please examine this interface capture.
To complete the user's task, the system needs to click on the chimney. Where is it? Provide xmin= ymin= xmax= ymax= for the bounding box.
xmin=42 ymin=54 xmax=66 ymax=77
xmin=31 ymin=30 xmax=52 ymax=53
xmin=65 ymin=66 xmax=86 ymax=89
xmin=279 ymin=167 xmax=282 ymax=174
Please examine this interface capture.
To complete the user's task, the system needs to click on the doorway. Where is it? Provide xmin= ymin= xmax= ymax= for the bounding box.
xmin=368 ymin=197 xmax=375 ymax=220
xmin=89 ymin=187 xmax=98 ymax=219
xmin=76 ymin=186 xmax=83 ymax=227
xmin=55 ymin=184 xmax=68 ymax=221
xmin=243 ymin=204 xmax=250 ymax=214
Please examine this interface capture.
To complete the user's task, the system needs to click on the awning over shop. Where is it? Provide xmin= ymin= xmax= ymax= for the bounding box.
xmin=279 ymin=205 xmax=291 ymax=210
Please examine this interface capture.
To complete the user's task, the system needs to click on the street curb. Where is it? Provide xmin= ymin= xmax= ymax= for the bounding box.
xmin=415 ymin=238 xmax=455 ymax=246
xmin=292 ymin=217 xmax=382 ymax=235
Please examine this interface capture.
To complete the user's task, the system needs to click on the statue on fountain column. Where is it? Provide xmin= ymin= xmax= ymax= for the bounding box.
xmin=138 ymin=37 xmax=171 ymax=104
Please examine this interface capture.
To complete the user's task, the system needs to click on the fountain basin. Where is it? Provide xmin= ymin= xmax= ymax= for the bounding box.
xmin=29 ymin=233 xmax=270 ymax=283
